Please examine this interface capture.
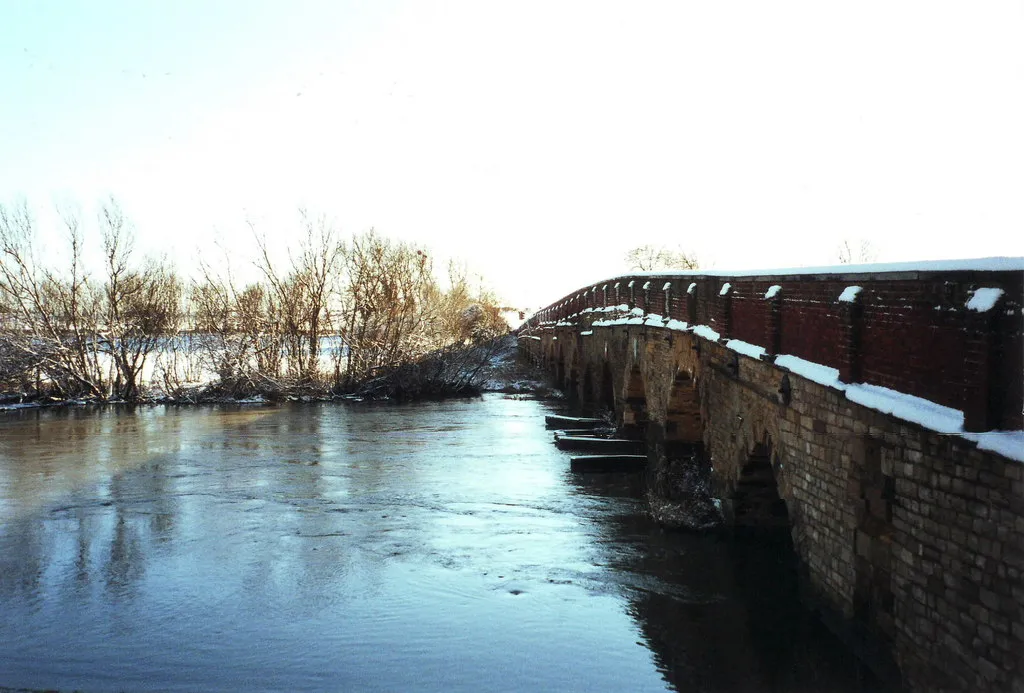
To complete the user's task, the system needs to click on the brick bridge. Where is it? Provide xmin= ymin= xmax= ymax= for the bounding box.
xmin=518 ymin=259 xmax=1023 ymax=691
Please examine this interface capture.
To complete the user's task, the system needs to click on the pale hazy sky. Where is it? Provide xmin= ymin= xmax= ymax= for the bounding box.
xmin=2 ymin=1 xmax=1022 ymax=308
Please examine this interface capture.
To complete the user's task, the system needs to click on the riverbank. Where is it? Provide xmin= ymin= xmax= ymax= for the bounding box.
xmin=0 ymin=335 xmax=563 ymax=412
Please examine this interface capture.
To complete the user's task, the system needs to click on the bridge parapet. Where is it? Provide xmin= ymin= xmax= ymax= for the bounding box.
xmin=525 ymin=259 xmax=1024 ymax=432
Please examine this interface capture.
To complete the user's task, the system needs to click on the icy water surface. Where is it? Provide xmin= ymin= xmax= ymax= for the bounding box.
xmin=0 ymin=396 xmax=871 ymax=692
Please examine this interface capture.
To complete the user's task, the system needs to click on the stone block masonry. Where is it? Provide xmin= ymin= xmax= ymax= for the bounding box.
xmin=521 ymin=260 xmax=1024 ymax=692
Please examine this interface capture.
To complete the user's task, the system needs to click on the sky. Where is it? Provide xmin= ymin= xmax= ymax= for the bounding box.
xmin=1 ymin=1 xmax=1022 ymax=309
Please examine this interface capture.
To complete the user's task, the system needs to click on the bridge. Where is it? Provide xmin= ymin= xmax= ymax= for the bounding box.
xmin=518 ymin=258 xmax=1023 ymax=691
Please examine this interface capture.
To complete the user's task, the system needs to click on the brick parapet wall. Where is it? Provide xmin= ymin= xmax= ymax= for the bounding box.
xmin=525 ymin=269 xmax=1023 ymax=431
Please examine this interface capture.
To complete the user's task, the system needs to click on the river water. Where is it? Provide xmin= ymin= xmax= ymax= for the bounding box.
xmin=0 ymin=395 xmax=872 ymax=692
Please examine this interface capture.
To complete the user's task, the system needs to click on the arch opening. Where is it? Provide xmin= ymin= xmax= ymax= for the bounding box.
xmin=733 ymin=441 xmax=790 ymax=533
xmin=600 ymin=362 xmax=615 ymax=415
xmin=567 ymin=367 xmax=580 ymax=403
xmin=580 ymin=366 xmax=595 ymax=413
xmin=665 ymin=372 xmax=702 ymax=445
xmin=554 ymin=345 xmax=566 ymax=390
xmin=621 ymin=367 xmax=648 ymax=440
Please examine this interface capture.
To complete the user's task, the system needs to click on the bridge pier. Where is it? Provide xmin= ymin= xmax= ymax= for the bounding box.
xmin=520 ymin=261 xmax=1024 ymax=693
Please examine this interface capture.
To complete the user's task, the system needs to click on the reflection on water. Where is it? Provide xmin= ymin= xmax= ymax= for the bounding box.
xmin=0 ymin=397 xmax=872 ymax=692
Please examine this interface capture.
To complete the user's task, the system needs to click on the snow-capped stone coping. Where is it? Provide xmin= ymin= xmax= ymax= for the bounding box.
xmin=965 ymin=287 xmax=1004 ymax=312
xmin=692 ymin=325 xmax=721 ymax=341
xmin=837 ymin=286 xmax=862 ymax=303
xmin=524 ymin=257 xmax=1022 ymax=432
xmin=772 ymin=354 xmax=1024 ymax=462
xmin=589 ymin=256 xmax=1024 ymax=283
xmin=726 ymin=339 xmax=767 ymax=360
xmin=539 ymin=306 xmax=1024 ymax=462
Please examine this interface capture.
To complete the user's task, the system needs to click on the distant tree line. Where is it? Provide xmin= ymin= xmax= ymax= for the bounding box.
xmin=625 ymin=245 xmax=700 ymax=272
xmin=0 ymin=199 xmax=507 ymax=402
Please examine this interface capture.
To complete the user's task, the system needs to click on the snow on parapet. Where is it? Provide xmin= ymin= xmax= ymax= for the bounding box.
xmin=585 ymin=257 xmax=1024 ymax=287
xmin=643 ymin=281 xmax=651 ymax=290
xmin=838 ymin=286 xmax=863 ymax=303
xmin=687 ymin=282 xmax=697 ymax=294
xmin=726 ymin=339 xmax=767 ymax=359
xmin=966 ymin=288 xmax=1004 ymax=312
xmin=556 ymin=306 xmax=1024 ymax=462
xmin=771 ymin=355 xmax=1024 ymax=462
xmin=764 ymin=285 xmax=781 ymax=299
xmin=845 ymin=384 xmax=963 ymax=434
xmin=719 ymin=283 xmax=731 ymax=296
xmin=774 ymin=355 xmax=842 ymax=388
xmin=692 ymin=325 xmax=721 ymax=341
xmin=662 ymin=281 xmax=672 ymax=291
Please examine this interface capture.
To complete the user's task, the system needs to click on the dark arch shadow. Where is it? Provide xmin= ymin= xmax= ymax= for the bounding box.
xmin=580 ymin=366 xmax=595 ymax=414
xmin=600 ymin=361 xmax=615 ymax=415
xmin=621 ymin=367 xmax=647 ymax=440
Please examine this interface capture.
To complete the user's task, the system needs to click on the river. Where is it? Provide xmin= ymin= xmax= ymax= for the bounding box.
xmin=0 ymin=395 xmax=873 ymax=692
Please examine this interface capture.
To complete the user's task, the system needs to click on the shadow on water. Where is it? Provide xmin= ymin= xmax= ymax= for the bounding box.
xmin=1 ymin=398 xmax=890 ymax=692
xmin=569 ymin=471 xmax=886 ymax=692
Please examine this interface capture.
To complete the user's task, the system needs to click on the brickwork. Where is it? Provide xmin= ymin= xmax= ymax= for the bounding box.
xmin=520 ymin=316 xmax=1024 ymax=691
xmin=527 ymin=268 xmax=1023 ymax=431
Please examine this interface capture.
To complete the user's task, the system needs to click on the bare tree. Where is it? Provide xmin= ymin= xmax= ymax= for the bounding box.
xmin=837 ymin=239 xmax=879 ymax=264
xmin=0 ymin=200 xmax=107 ymax=398
xmin=98 ymin=199 xmax=184 ymax=400
xmin=251 ymin=212 xmax=344 ymax=387
xmin=625 ymin=245 xmax=700 ymax=271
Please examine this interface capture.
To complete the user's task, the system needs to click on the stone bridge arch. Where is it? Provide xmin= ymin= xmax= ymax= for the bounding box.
xmin=665 ymin=370 xmax=702 ymax=445
xmin=732 ymin=434 xmax=790 ymax=532
xmin=599 ymin=361 xmax=615 ymax=415
xmin=555 ymin=349 xmax=565 ymax=390
xmin=620 ymin=366 xmax=648 ymax=439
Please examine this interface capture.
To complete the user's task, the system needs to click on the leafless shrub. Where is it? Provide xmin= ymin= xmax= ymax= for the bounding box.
xmin=0 ymin=200 xmax=107 ymax=398
xmin=625 ymin=244 xmax=700 ymax=272
xmin=2 ymin=200 xmax=509 ymax=403
xmin=837 ymin=239 xmax=879 ymax=264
